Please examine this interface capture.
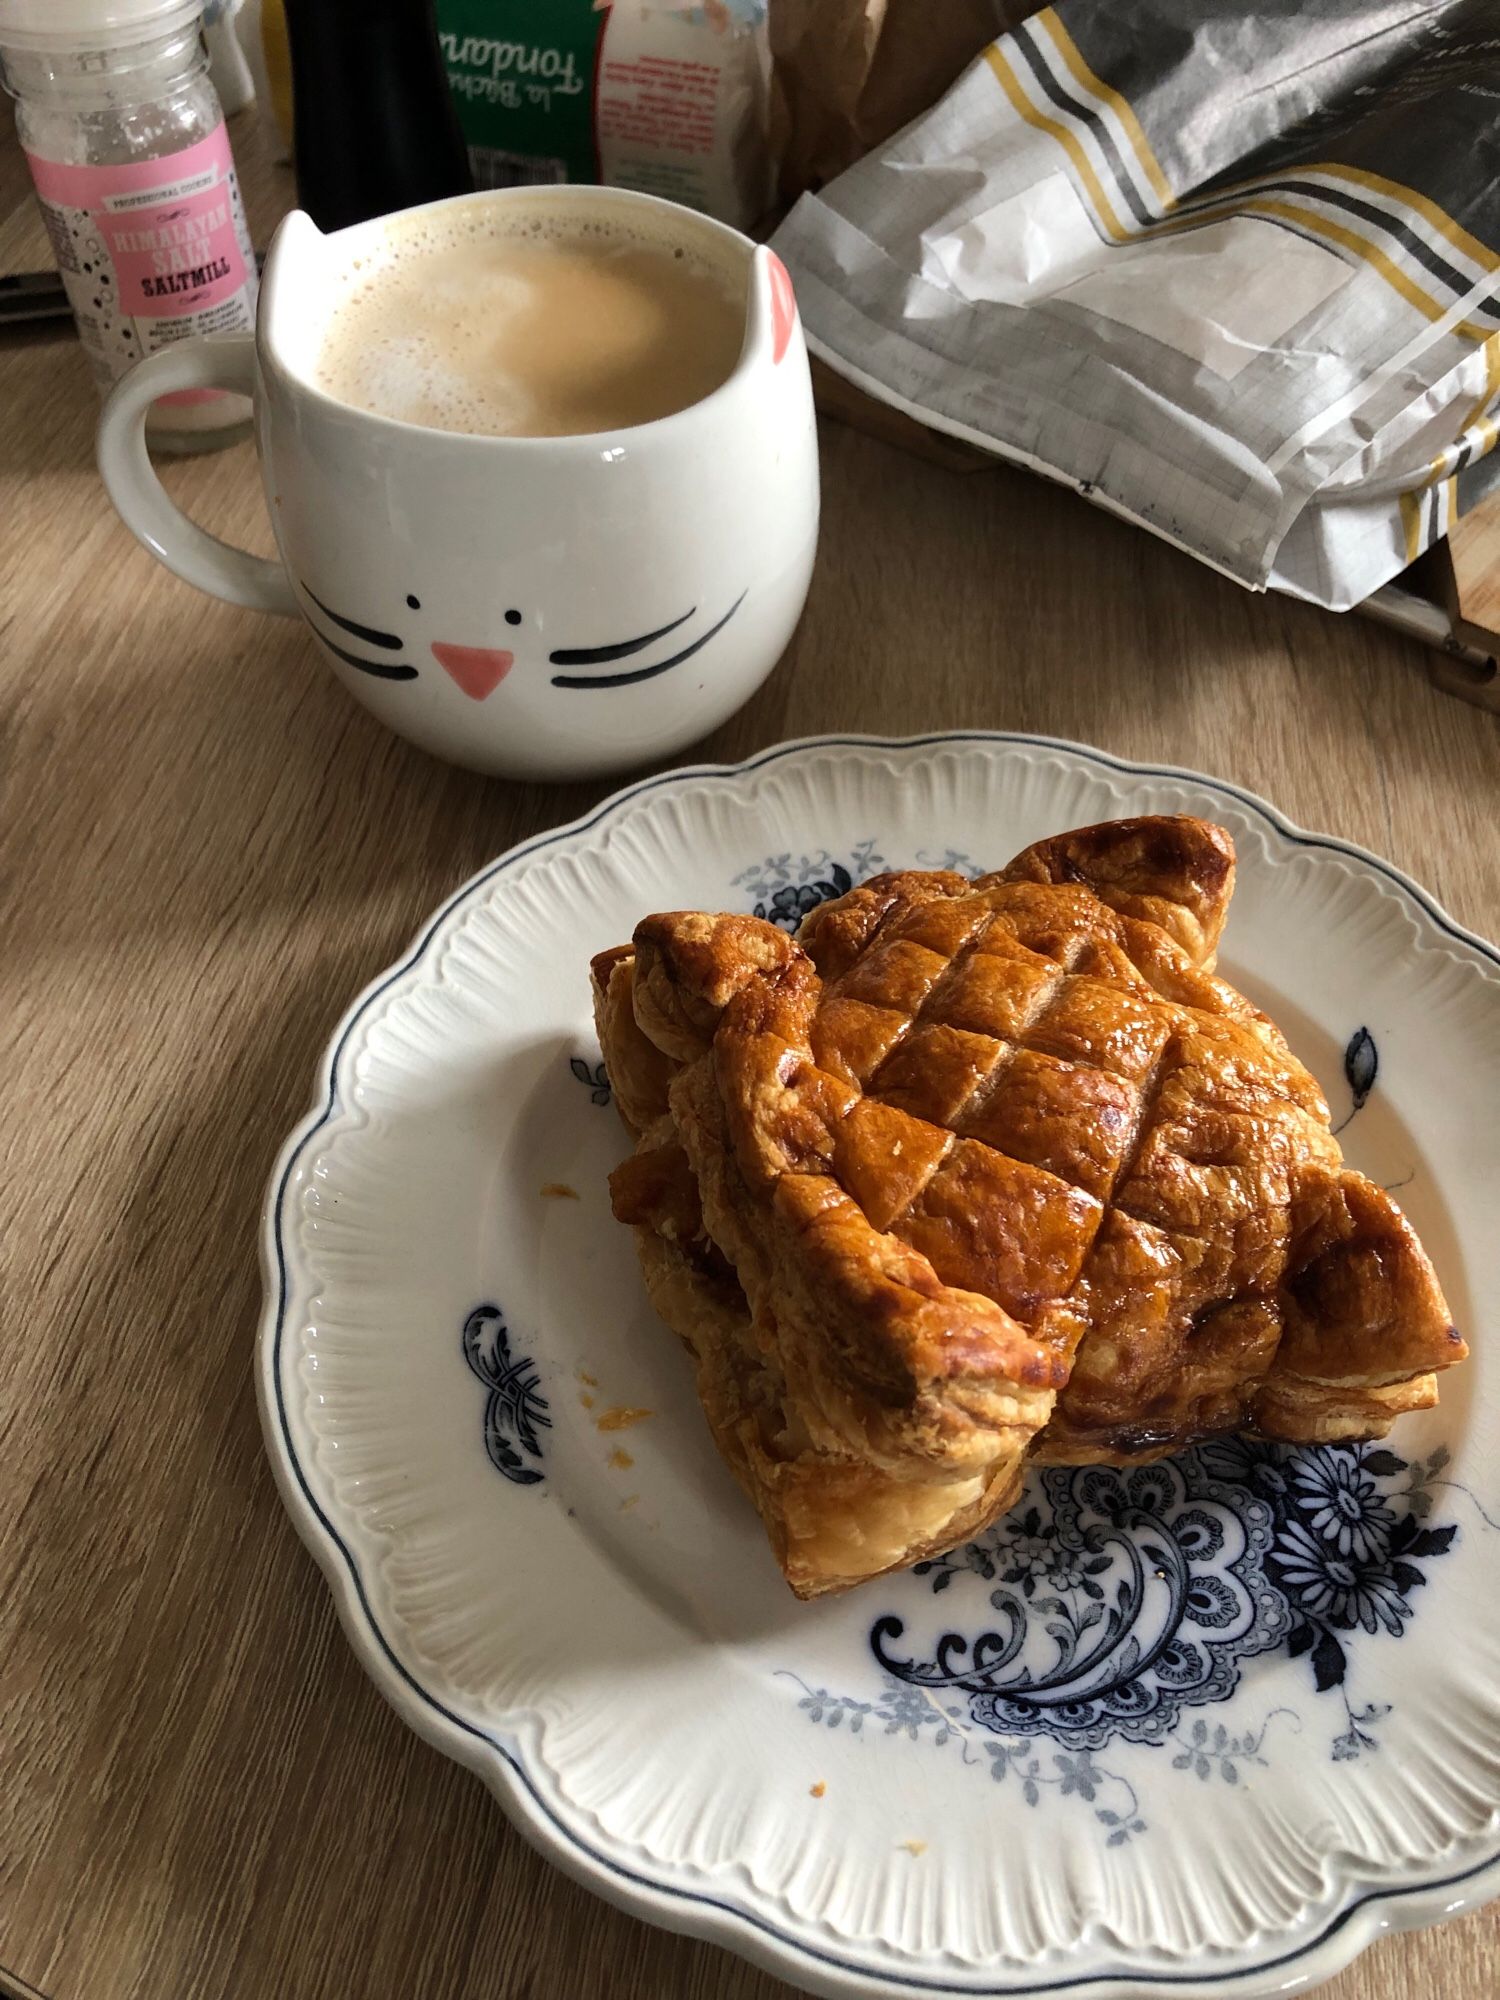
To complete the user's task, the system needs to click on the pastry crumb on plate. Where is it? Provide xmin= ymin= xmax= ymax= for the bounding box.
xmin=596 ymin=1406 xmax=654 ymax=1432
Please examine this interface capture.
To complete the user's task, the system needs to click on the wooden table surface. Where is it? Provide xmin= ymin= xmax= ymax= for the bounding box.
xmin=3 ymin=107 xmax=1498 ymax=2000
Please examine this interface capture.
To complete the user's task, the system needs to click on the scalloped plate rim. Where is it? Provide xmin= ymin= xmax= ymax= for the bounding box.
xmin=256 ymin=729 xmax=1500 ymax=2000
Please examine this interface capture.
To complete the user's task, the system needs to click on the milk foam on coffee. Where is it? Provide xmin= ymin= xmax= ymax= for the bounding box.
xmin=313 ymin=208 xmax=746 ymax=438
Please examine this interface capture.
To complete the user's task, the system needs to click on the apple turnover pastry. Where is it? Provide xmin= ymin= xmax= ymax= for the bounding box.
xmin=593 ymin=816 xmax=1465 ymax=1598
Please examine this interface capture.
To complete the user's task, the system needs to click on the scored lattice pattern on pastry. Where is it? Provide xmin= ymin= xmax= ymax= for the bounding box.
xmin=593 ymin=816 xmax=1465 ymax=1598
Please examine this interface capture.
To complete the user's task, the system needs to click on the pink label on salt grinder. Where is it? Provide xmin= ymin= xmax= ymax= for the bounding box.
xmin=26 ymin=124 xmax=257 ymax=407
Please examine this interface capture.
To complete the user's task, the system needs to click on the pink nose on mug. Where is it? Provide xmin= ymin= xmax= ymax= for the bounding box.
xmin=431 ymin=642 xmax=515 ymax=699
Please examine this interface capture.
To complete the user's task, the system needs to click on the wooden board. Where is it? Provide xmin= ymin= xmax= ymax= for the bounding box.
xmin=1437 ymin=489 xmax=1500 ymax=658
xmin=812 ymin=381 xmax=1500 ymax=716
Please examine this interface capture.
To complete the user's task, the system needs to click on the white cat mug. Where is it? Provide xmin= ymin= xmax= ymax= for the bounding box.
xmin=96 ymin=186 xmax=819 ymax=780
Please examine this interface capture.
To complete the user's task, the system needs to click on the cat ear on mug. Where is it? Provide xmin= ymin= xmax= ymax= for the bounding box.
xmin=749 ymin=245 xmax=799 ymax=369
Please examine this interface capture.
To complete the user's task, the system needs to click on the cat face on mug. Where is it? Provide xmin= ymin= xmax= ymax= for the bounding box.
xmin=298 ymin=580 xmax=748 ymax=701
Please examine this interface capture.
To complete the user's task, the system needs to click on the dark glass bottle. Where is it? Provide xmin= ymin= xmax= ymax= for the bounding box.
xmin=283 ymin=0 xmax=473 ymax=232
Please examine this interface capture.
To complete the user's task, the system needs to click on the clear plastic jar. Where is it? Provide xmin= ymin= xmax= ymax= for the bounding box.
xmin=0 ymin=0 xmax=258 ymax=454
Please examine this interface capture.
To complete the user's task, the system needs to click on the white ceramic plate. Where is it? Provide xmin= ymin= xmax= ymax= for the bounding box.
xmin=259 ymin=733 xmax=1500 ymax=1999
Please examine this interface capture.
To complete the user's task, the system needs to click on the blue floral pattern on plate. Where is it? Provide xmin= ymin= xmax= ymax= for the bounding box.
xmin=463 ymin=1304 xmax=550 ymax=1485
xmin=730 ymin=841 xmax=886 ymax=929
xmin=780 ymin=1668 xmax=1295 ymax=1845
xmin=773 ymin=1441 xmax=1461 ymax=1840
xmin=870 ymin=1437 xmax=1453 ymax=1742
xmin=873 ymin=1452 xmax=1291 ymax=1751
xmin=570 ymin=1054 xmax=611 ymax=1106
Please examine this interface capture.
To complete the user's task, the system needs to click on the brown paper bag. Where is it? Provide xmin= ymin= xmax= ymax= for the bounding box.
xmin=770 ymin=0 xmax=1038 ymax=199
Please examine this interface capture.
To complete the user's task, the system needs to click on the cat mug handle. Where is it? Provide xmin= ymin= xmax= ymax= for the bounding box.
xmin=96 ymin=333 xmax=299 ymax=616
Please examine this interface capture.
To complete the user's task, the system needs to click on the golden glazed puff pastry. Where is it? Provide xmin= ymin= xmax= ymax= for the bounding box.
xmin=594 ymin=816 xmax=1466 ymax=1599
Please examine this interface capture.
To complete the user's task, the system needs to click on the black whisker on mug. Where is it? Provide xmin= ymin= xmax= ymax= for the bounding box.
xmin=551 ymin=593 xmax=746 ymax=690
xmin=548 ymin=606 xmax=694 ymax=667
xmin=316 ymin=632 xmax=418 ymax=680
xmin=304 ymin=587 xmax=406 ymax=651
